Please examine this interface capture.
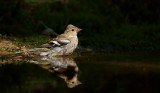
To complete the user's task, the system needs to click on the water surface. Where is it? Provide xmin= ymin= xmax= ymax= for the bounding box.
xmin=0 ymin=51 xmax=160 ymax=93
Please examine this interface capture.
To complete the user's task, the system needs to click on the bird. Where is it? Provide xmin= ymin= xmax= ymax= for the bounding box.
xmin=29 ymin=24 xmax=82 ymax=57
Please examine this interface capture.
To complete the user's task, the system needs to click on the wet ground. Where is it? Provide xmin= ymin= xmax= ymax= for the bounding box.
xmin=0 ymin=51 xmax=160 ymax=93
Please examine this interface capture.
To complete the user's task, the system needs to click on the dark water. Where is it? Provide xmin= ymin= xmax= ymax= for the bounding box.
xmin=0 ymin=51 xmax=160 ymax=93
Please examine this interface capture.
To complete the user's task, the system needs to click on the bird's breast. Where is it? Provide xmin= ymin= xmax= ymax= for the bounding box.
xmin=65 ymin=37 xmax=78 ymax=54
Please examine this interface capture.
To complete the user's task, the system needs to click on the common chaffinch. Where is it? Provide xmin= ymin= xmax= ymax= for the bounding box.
xmin=29 ymin=24 xmax=82 ymax=57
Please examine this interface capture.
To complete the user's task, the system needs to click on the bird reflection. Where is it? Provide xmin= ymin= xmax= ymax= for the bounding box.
xmin=0 ymin=55 xmax=81 ymax=88
xmin=30 ymin=56 xmax=82 ymax=88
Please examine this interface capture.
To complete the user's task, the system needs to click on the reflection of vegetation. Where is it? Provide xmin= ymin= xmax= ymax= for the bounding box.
xmin=0 ymin=0 xmax=160 ymax=50
xmin=78 ymin=61 xmax=160 ymax=93
xmin=0 ymin=61 xmax=80 ymax=92
xmin=0 ymin=53 xmax=82 ymax=88
xmin=0 ymin=52 xmax=160 ymax=93
xmin=0 ymin=63 xmax=65 ymax=93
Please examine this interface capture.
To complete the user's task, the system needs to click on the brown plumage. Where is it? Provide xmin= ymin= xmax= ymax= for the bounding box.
xmin=30 ymin=24 xmax=82 ymax=57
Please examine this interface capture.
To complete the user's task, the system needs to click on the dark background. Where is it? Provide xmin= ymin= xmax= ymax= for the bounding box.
xmin=0 ymin=0 xmax=160 ymax=50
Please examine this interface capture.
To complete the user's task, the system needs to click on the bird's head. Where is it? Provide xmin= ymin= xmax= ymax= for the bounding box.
xmin=64 ymin=24 xmax=82 ymax=34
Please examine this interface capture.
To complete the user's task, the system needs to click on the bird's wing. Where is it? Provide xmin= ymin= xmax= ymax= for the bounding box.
xmin=54 ymin=34 xmax=70 ymax=45
xmin=41 ymin=34 xmax=70 ymax=48
xmin=48 ymin=39 xmax=70 ymax=46
xmin=41 ymin=38 xmax=57 ymax=48
xmin=57 ymin=39 xmax=70 ymax=45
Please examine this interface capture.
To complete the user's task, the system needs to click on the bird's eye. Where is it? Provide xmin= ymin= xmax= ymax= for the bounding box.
xmin=71 ymin=29 xmax=74 ymax=31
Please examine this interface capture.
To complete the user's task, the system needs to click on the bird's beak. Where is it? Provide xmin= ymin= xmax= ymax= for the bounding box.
xmin=77 ymin=28 xmax=82 ymax=32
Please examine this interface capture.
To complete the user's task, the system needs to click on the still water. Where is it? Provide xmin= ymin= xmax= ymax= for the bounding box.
xmin=0 ymin=51 xmax=160 ymax=93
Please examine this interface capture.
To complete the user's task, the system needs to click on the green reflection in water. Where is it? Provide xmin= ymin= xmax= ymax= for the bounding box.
xmin=0 ymin=51 xmax=160 ymax=93
xmin=0 ymin=63 xmax=66 ymax=93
